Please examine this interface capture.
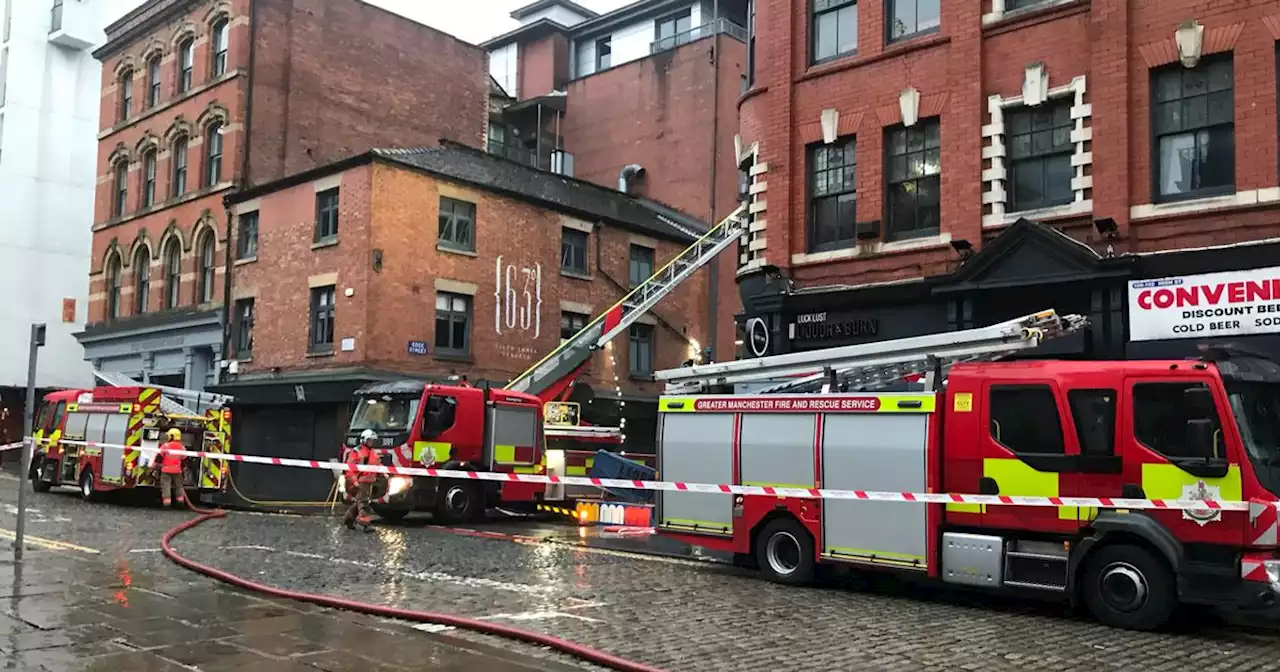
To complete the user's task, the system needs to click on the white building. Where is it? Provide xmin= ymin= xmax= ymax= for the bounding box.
xmin=0 ymin=0 xmax=130 ymax=391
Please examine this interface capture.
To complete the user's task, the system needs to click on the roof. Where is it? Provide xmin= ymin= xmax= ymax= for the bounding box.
xmin=480 ymin=18 xmax=572 ymax=49
xmin=510 ymin=0 xmax=599 ymax=20
xmin=564 ymin=0 xmax=696 ymax=39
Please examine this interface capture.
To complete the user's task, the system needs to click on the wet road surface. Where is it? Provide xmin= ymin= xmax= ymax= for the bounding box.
xmin=0 ymin=473 xmax=1278 ymax=671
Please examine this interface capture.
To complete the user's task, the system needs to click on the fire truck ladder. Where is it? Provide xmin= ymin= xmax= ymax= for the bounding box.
xmin=505 ymin=203 xmax=749 ymax=396
xmin=656 ymin=309 xmax=1089 ymax=394
xmin=93 ymin=370 xmax=233 ymax=415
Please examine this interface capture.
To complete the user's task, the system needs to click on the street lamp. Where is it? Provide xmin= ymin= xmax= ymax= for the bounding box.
xmin=14 ymin=323 xmax=46 ymax=561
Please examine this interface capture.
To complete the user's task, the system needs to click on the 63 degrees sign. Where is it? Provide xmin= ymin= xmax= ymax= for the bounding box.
xmin=1128 ymin=266 xmax=1280 ymax=341
xmin=494 ymin=256 xmax=543 ymax=338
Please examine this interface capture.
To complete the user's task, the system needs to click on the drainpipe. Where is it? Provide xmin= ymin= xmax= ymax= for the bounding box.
xmin=618 ymin=164 xmax=644 ymax=193
xmin=705 ymin=0 xmax=721 ymax=362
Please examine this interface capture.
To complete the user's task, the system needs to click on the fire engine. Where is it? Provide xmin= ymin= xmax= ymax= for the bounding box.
xmin=653 ymin=309 xmax=1280 ymax=631
xmin=29 ymin=382 xmax=232 ymax=502
xmin=337 ymin=205 xmax=747 ymax=522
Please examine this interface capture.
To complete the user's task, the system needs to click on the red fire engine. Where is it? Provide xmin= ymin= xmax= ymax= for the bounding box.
xmin=653 ymin=310 xmax=1280 ymax=631
xmin=28 ymin=385 xmax=232 ymax=501
xmin=337 ymin=206 xmax=746 ymax=522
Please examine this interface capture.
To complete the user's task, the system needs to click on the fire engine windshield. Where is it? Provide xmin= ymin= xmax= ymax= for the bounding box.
xmin=350 ymin=395 xmax=419 ymax=432
xmin=1224 ymin=381 xmax=1280 ymax=496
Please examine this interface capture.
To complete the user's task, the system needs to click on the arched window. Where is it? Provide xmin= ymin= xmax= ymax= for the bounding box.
xmin=164 ymin=240 xmax=182 ymax=309
xmin=171 ymin=135 xmax=189 ymax=196
xmin=177 ymin=37 xmax=195 ymax=93
xmin=133 ymin=247 xmax=151 ymax=314
xmin=204 ymin=122 xmax=223 ymax=186
xmin=142 ymin=149 xmax=158 ymax=207
xmin=211 ymin=19 xmax=229 ymax=76
xmin=112 ymin=160 xmax=129 ymax=216
xmin=197 ymin=233 xmax=215 ymax=303
xmin=146 ymin=56 xmax=162 ymax=107
xmin=118 ymin=69 xmax=133 ymax=121
xmin=105 ymin=254 xmax=122 ymax=320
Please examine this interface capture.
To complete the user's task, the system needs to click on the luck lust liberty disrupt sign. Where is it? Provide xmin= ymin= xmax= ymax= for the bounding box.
xmin=1128 ymin=266 xmax=1280 ymax=341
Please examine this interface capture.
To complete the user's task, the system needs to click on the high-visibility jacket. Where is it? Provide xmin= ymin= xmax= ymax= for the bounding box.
xmin=158 ymin=440 xmax=185 ymax=475
xmin=347 ymin=446 xmax=379 ymax=485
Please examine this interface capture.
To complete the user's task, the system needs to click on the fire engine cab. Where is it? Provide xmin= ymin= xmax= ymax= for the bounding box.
xmin=654 ymin=310 xmax=1280 ymax=631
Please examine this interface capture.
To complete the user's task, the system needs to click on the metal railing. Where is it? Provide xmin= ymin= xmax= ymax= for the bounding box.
xmin=486 ymin=140 xmax=575 ymax=177
xmin=650 ymin=18 xmax=747 ymax=54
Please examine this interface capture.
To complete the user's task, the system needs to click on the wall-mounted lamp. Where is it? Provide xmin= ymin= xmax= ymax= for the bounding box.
xmin=950 ymin=239 xmax=974 ymax=259
xmin=1175 ymin=20 xmax=1204 ymax=68
xmin=1093 ymin=217 xmax=1119 ymax=240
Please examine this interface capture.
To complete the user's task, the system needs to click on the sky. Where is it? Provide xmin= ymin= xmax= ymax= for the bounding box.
xmin=113 ymin=0 xmax=632 ymax=46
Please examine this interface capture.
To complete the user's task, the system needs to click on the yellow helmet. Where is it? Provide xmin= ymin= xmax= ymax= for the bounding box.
xmin=166 ymin=428 xmax=182 ymax=441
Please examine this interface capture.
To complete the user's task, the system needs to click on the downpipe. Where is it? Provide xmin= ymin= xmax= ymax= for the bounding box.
xmin=160 ymin=510 xmax=665 ymax=672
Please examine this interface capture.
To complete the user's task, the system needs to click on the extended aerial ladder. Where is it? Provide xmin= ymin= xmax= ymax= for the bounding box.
xmin=656 ymin=309 xmax=1089 ymax=395
xmin=93 ymin=370 xmax=233 ymax=416
xmin=505 ymin=203 xmax=749 ymax=400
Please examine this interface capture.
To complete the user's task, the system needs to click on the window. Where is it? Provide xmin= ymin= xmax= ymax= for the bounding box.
xmin=204 ymin=122 xmax=223 ymax=186
xmin=234 ymin=298 xmax=254 ymax=358
xmin=142 ymin=150 xmax=157 ymax=207
xmin=808 ymin=138 xmax=857 ymax=251
xmin=1152 ymin=57 xmax=1234 ymax=201
xmin=434 ymin=292 xmax=471 ymax=356
xmin=1007 ymin=0 xmax=1051 ymax=9
xmin=629 ymin=244 xmax=654 ymax=288
xmin=1007 ymin=101 xmax=1074 ymax=212
xmin=133 ymin=248 xmax=150 ymax=314
xmin=812 ymin=0 xmax=857 ymax=63
xmin=575 ymin=40 xmax=594 ymax=77
xmin=163 ymin=240 xmax=181 ymax=309
xmin=309 ymin=286 xmax=336 ymax=352
xmin=561 ymin=228 xmax=588 ymax=274
xmin=561 ymin=311 xmax=588 ymax=344
xmin=105 ymin=255 xmax=121 ymax=320
xmin=438 ymin=197 xmax=475 ymax=252
xmin=315 ymin=188 xmax=339 ymax=242
xmin=119 ymin=70 xmax=133 ymax=121
xmin=596 ymin=36 xmax=612 ymax=70
xmin=50 ymin=0 xmax=62 ymax=32
xmin=1133 ymin=382 xmax=1224 ymax=460
xmin=178 ymin=38 xmax=194 ymax=93
xmin=146 ymin=56 xmax=161 ymax=107
xmin=237 ymin=211 xmax=258 ymax=260
xmin=211 ymin=19 xmax=229 ymax=77
xmin=1067 ymin=389 xmax=1116 ymax=457
xmin=112 ymin=160 xmax=128 ymax=216
xmin=989 ymin=385 xmax=1065 ymax=455
xmin=171 ymin=136 xmax=188 ymax=196
xmin=885 ymin=119 xmax=941 ymax=240
xmin=629 ymin=324 xmax=654 ymax=376
xmin=746 ymin=0 xmax=756 ymax=87
xmin=887 ymin=0 xmax=940 ymax=42
xmin=654 ymin=9 xmax=692 ymax=50
xmin=196 ymin=234 xmax=215 ymax=302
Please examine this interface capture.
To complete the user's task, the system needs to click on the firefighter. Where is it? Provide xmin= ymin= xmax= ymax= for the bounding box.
xmin=156 ymin=428 xmax=186 ymax=508
xmin=343 ymin=429 xmax=379 ymax=531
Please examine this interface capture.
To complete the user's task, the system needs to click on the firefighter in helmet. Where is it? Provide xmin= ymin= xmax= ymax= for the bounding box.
xmin=343 ymin=429 xmax=380 ymax=531
xmin=156 ymin=428 xmax=186 ymax=508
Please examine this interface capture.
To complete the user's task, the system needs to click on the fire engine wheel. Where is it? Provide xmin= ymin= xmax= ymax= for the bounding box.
xmin=1081 ymin=544 xmax=1176 ymax=631
xmin=755 ymin=518 xmax=815 ymax=586
xmin=435 ymin=481 xmax=482 ymax=524
xmin=78 ymin=469 xmax=99 ymax=502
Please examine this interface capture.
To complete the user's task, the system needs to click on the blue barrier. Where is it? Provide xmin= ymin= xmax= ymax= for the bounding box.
xmin=586 ymin=450 xmax=656 ymax=503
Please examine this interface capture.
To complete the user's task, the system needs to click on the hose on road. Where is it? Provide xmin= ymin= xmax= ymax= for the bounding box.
xmin=160 ymin=510 xmax=666 ymax=672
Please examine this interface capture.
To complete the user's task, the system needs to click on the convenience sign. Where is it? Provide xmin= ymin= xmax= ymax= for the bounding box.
xmin=1128 ymin=266 xmax=1280 ymax=341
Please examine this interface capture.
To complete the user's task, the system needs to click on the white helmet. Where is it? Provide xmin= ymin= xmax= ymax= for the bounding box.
xmin=359 ymin=429 xmax=378 ymax=445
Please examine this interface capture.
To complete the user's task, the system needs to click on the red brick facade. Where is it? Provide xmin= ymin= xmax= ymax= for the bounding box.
xmin=88 ymin=0 xmax=488 ymax=327
xmin=739 ymin=0 xmax=1280 ymax=289
xmin=227 ymin=158 xmax=709 ymax=399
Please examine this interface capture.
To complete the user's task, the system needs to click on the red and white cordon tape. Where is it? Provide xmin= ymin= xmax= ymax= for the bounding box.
xmin=32 ymin=438 xmax=1280 ymax=522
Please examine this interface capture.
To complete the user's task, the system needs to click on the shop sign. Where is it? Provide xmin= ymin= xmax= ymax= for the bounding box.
xmin=1128 ymin=266 xmax=1280 ymax=341
xmin=790 ymin=312 xmax=879 ymax=342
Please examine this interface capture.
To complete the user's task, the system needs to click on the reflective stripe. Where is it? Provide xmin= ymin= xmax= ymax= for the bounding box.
xmin=944 ymin=458 xmax=1080 ymax=521
xmin=660 ymin=394 xmax=936 ymax=413
xmin=1141 ymin=463 xmax=1242 ymax=526
xmin=824 ymin=546 xmax=927 ymax=569
xmin=413 ymin=441 xmax=451 ymax=464
xmin=659 ymin=517 xmax=731 ymax=533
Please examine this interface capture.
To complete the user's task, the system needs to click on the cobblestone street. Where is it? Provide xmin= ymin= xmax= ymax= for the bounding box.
xmin=0 ymin=474 xmax=1277 ymax=671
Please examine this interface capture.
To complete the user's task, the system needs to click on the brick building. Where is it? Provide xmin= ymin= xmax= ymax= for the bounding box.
xmin=75 ymin=0 xmax=487 ymax=393
xmin=217 ymin=143 xmax=709 ymax=468
xmin=735 ymin=0 xmax=1280 ymax=363
xmin=482 ymin=0 xmax=749 ymax=359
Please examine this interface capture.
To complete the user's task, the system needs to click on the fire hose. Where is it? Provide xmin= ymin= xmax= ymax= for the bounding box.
xmin=161 ymin=506 xmax=665 ymax=672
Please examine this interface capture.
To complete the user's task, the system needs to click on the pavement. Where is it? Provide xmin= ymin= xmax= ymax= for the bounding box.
xmin=0 ymin=472 xmax=1278 ymax=671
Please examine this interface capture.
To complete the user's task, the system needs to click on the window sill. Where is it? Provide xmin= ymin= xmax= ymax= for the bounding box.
xmin=311 ymin=238 xmax=339 ymax=251
xmin=629 ymin=374 xmax=654 ymax=382
xmin=234 ymin=256 xmax=257 ymax=266
xmin=434 ymin=352 xmax=474 ymax=364
xmin=306 ymin=349 xmax=334 ymax=358
xmin=437 ymin=244 xmax=477 ymax=257
xmin=98 ymin=69 xmax=244 ymax=140
xmin=887 ymin=27 xmax=941 ymax=47
xmin=982 ymin=0 xmax=1089 ymax=34
xmin=797 ymin=34 xmax=950 ymax=84
xmin=95 ymin=182 xmax=236 ymax=230
xmin=983 ymin=199 xmax=1093 ymax=228
xmin=233 ymin=355 xmax=252 ymax=363
xmin=561 ymin=269 xmax=592 ymax=281
xmin=1130 ymin=188 xmax=1280 ymax=222
xmin=791 ymin=232 xmax=952 ymax=266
